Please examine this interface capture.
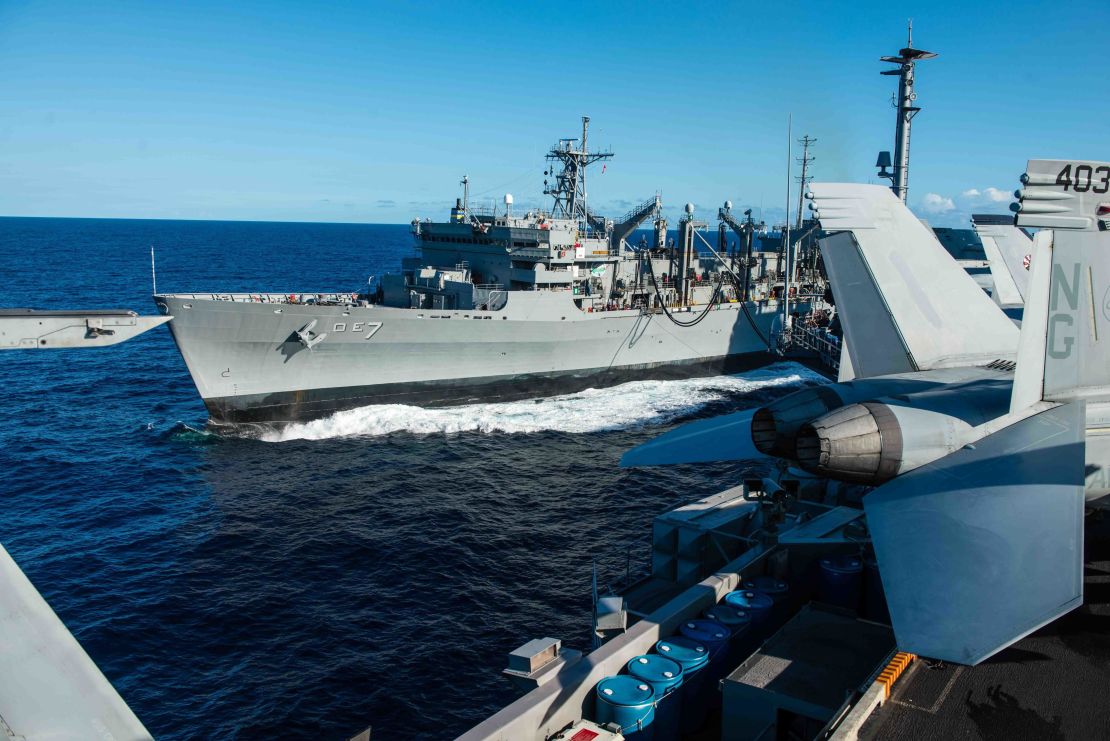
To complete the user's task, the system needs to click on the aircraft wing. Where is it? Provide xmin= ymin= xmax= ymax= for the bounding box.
xmin=0 ymin=543 xmax=152 ymax=739
xmin=620 ymin=409 xmax=765 ymax=467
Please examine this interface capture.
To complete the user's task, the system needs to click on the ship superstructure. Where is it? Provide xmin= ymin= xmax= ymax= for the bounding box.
xmin=157 ymin=118 xmax=823 ymax=424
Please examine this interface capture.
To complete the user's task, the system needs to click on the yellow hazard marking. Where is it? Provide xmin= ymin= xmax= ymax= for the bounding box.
xmin=876 ymin=652 xmax=915 ymax=699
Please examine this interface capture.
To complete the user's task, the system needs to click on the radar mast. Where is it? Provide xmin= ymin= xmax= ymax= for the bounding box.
xmin=543 ymin=116 xmax=613 ymax=227
xmin=878 ymin=21 xmax=937 ymax=202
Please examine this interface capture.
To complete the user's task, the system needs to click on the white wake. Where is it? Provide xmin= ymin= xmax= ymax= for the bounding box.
xmin=260 ymin=362 xmax=827 ymax=442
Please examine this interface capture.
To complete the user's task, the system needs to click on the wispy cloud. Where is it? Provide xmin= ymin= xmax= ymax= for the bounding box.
xmin=920 ymin=192 xmax=955 ymax=214
xmin=913 ymin=185 xmax=1015 ymax=226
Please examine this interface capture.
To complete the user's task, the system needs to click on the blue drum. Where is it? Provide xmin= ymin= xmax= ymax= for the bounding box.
xmin=818 ymin=554 xmax=863 ymax=611
xmin=678 ymin=618 xmax=731 ymax=708
xmin=744 ymin=575 xmax=791 ymax=626
xmin=655 ymin=636 xmax=710 ymax=733
xmin=595 ymin=675 xmax=656 ymax=741
xmin=704 ymin=603 xmax=753 ymax=666
xmin=744 ymin=575 xmax=789 ymax=601
xmin=725 ymin=589 xmax=774 ymax=626
xmin=627 ymin=654 xmax=682 ymax=740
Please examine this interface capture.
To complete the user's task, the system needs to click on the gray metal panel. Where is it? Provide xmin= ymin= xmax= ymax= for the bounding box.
xmin=811 ymin=184 xmax=1019 ymax=373
xmin=0 ymin=543 xmax=151 ymax=739
xmin=1014 ymin=159 xmax=1110 ymax=230
xmin=1042 ymin=228 xmax=1110 ymax=403
xmin=979 ymin=234 xmax=1025 ymax=307
xmin=864 ymin=401 xmax=1086 ymax=664
xmin=619 ymin=408 xmax=763 ymax=467
xmin=819 ymin=231 xmax=915 ymax=378
xmin=972 ymin=216 xmax=1032 ymax=302
xmin=0 ymin=312 xmax=171 ymax=350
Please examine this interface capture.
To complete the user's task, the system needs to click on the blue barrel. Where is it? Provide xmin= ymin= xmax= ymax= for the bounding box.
xmin=744 ymin=575 xmax=789 ymax=600
xmin=863 ymin=554 xmax=890 ymax=623
xmin=677 ymin=619 xmax=730 ymax=658
xmin=678 ymin=618 xmax=731 ymax=709
xmin=744 ymin=576 xmax=791 ymax=625
xmin=627 ymin=654 xmax=682 ymax=740
xmin=704 ymin=604 xmax=752 ymax=666
xmin=724 ymin=589 xmax=774 ymax=631
xmin=655 ymin=636 xmax=710 ymax=733
xmin=595 ymin=675 xmax=656 ymax=741
xmin=819 ymin=554 xmax=864 ymax=611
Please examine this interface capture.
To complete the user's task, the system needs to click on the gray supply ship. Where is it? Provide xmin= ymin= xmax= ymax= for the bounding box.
xmin=157 ymin=119 xmax=822 ymax=424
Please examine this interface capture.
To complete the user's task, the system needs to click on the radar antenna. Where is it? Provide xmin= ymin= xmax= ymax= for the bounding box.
xmin=544 ymin=116 xmax=613 ymax=228
xmin=877 ymin=21 xmax=937 ymax=202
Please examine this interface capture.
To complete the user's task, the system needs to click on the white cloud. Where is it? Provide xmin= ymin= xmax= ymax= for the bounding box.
xmin=957 ymin=186 xmax=1012 ymax=206
xmin=920 ymin=192 xmax=955 ymax=214
xmin=911 ymin=186 xmax=1014 ymax=226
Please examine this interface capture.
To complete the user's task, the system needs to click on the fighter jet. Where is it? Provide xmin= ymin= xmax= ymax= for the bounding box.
xmin=623 ymin=159 xmax=1110 ymax=665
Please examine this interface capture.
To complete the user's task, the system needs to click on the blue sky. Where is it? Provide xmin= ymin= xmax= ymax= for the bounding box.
xmin=0 ymin=0 xmax=1106 ymax=227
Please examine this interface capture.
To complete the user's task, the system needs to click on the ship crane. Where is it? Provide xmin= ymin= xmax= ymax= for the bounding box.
xmin=718 ymin=201 xmax=759 ymax=242
xmin=609 ymin=193 xmax=662 ymax=249
xmin=718 ymin=202 xmax=761 ymax=301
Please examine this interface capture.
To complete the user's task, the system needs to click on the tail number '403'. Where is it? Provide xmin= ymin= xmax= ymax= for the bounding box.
xmin=331 ymin=321 xmax=383 ymax=339
xmin=1055 ymin=163 xmax=1110 ymax=193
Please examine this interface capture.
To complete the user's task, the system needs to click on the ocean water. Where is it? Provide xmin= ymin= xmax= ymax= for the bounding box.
xmin=0 ymin=217 xmax=825 ymax=739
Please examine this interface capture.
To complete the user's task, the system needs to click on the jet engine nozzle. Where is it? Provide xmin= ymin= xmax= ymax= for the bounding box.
xmin=795 ymin=402 xmax=902 ymax=484
xmin=750 ymin=370 xmax=1013 ymax=472
xmin=750 ymin=386 xmax=847 ymax=457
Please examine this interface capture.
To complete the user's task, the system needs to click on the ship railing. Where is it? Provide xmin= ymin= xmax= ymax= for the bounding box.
xmin=161 ymin=292 xmax=362 ymax=305
xmin=472 ymin=284 xmax=508 ymax=311
xmin=785 ymin=322 xmax=841 ymax=372
xmin=617 ymin=194 xmax=661 ymax=226
xmin=592 ymin=534 xmax=654 ymax=602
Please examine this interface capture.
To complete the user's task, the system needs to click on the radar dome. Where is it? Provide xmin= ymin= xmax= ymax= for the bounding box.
xmin=504 ymin=193 xmax=514 ymax=205
xmin=684 ymin=202 xmax=695 ymax=215
xmin=724 ymin=200 xmax=733 ymax=210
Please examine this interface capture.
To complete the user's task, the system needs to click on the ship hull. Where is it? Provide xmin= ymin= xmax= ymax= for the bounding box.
xmin=202 ymin=352 xmax=773 ymax=423
xmin=156 ymin=291 xmax=793 ymax=425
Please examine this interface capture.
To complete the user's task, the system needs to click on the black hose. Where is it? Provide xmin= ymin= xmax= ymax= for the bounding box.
xmin=643 ymin=255 xmax=773 ymax=349
xmin=644 ymin=257 xmax=722 ymax=327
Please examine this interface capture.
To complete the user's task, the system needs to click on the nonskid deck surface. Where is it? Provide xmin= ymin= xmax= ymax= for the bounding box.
xmin=861 ymin=512 xmax=1110 ymax=739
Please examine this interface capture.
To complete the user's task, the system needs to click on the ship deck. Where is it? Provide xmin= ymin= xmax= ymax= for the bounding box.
xmin=856 ymin=509 xmax=1110 ymax=740
xmin=678 ymin=511 xmax=1110 ymax=740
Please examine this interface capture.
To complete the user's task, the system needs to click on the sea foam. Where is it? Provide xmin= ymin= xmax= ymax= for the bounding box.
xmin=260 ymin=361 xmax=826 ymax=442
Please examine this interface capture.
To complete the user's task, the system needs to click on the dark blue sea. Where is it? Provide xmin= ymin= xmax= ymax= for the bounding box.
xmin=0 ymin=217 xmax=823 ymax=739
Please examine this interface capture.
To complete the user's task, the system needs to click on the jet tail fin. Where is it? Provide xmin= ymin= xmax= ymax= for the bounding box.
xmin=972 ymin=213 xmax=1032 ymax=306
xmin=1010 ymin=159 xmax=1110 ymax=413
xmin=865 ymin=400 xmax=1085 ymax=664
xmin=809 ymin=184 xmax=1019 ymax=380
